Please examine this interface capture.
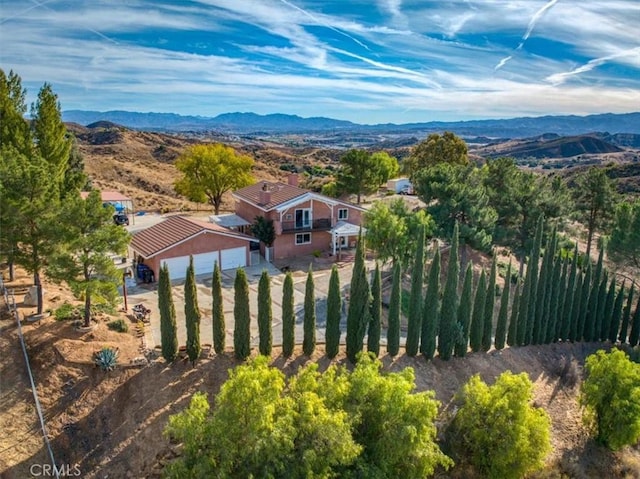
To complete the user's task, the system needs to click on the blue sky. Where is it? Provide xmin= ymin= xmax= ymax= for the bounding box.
xmin=1 ymin=0 xmax=639 ymax=124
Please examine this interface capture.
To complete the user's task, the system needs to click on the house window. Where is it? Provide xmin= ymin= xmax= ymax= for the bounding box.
xmin=285 ymin=214 xmax=293 ymax=220
xmin=296 ymin=233 xmax=311 ymax=245
xmin=295 ymin=209 xmax=311 ymax=228
xmin=338 ymin=208 xmax=348 ymax=220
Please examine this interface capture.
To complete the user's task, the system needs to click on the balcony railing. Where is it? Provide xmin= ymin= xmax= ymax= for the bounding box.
xmin=281 ymin=218 xmax=332 ymax=233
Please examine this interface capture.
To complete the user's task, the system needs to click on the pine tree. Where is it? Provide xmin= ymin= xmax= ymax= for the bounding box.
xmin=619 ymin=284 xmax=635 ymax=344
xmin=494 ymin=262 xmax=511 ymax=350
xmin=561 ymin=247 xmax=579 ymax=342
xmin=482 ymin=257 xmax=497 ymax=351
xmin=346 ymin=234 xmax=371 ymax=363
xmin=211 ymin=261 xmax=225 ymax=355
xmin=421 ymin=247 xmax=441 ymax=360
xmin=524 ymin=216 xmax=544 ymax=345
xmin=233 ymin=268 xmax=251 ymax=360
xmin=368 ymin=263 xmax=382 ymax=357
xmin=507 ymin=283 xmax=520 ymax=347
xmin=158 ymin=263 xmax=178 ymax=362
xmin=325 ymin=265 xmax=341 ymax=359
xmin=185 ymin=256 xmax=201 ymax=364
xmin=303 ymin=266 xmax=316 ymax=356
xmin=387 ymin=262 xmax=401 ymax=357
xmin=282 ymin=271 xmax=295 ymax=358
xmin=577 ymin=262 xmax=592 ymax=341
xmin=258 ymin=270 xmax=273 ymax=356
xmin=438 ymin=222 xmax=460 ymax=360
xmin=629 ymin=295 xmax=640 ymax=347
xmin=584 ymin=249 xmax=604 ymax=341
xmin=600 ymin=277 xmax=616 ymax=342
xmin=406 ymin=225 xmax=426 ymax=356
xmin=609 ymin=282 xmax=625 ymax=343
xmin=455 ymin=263 xmax=474 ymax=357
xmin=469 ymin=269 xmax=487 ymax=353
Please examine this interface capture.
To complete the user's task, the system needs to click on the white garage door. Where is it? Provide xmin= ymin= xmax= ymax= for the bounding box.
xmin=220 ymin=247 xmax=246 ymax=270
xmin=162 ymin=251 xmax=219 ymax=279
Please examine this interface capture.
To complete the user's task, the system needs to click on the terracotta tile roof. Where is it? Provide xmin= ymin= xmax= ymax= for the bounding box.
xmin=80 ymin=191 xmax=131 ymax=202
xmin=131 ymin=215 xmax=256 ymax=258
xmin=233 ymin=181 xmax=307 ymax=210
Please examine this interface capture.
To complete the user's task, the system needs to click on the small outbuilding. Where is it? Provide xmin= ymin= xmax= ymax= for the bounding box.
xmin=130 ymin=215 xmax=258 ymax=280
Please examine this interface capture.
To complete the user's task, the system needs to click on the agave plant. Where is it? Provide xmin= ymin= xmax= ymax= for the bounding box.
xmin=94 ymin=347 xmax=119 ymax=371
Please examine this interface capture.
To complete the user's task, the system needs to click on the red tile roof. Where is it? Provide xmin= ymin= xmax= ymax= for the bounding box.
xmin=131 ymin=215 xmax=256 ymax=258
xmin=233 ymin=181 xmax=307 ymax=210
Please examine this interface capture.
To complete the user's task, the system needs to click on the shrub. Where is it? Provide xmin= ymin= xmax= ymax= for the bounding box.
xmin=54 ymin=303 xmax=80 ymax=321
xmin=94 ymin=347 xmax=119 ymax=371
xmin=107 ymin=319 xmax=128 ymax=333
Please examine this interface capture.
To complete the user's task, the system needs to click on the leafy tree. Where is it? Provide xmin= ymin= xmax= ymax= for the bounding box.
xmin=48 ymin=190 xmax=130 ymax=327
xmin=619 ymin=284 xmax=635 ymax=344
xmin=184 ymin=256 xmax=201 ymax=364
xmin=336 ymin=149 xmax=380 ymax=204
xmin=421 ymin=246 xmax=440 ymax=360
xmin=449 ymin=371 xmax=551 ymax=479
xmin=406 ymin=225 xmax=425 ymax=356
xmin=581 ymin=349 xmax=640 ymax=450
xmin=574 ymin=167 xmax=617 ymax=258
xmin=469 ymin=269 xmax=487 ymax=354
xmin=455 ymin=262 xmax=474 ymax=358
xmin=158 ymin=263 xmax=178 ymax=362
xmin=325 ymin=265 xmax=341 ymax=359
xmin=387 ymin=262 xmax=401 ymax=357
xmin=405 ymin=131 xmax=468 ymax=177
xmin=371 ymin=151 xmax=399 ymax=186
xmin=346 ymin=235 xmax=370 ymax=362
xmin=303 ymin=266 xmax=316 ymax=356
xmin=252 ymin=215 xmax=275 ymax=247
xmin=211 ymin=261 xmax=225 ymax=354
xmin=174 ymin=143 xmax=254 ymax=214
xmin=257 ymin=270 xmax=272 ymax=356
xmin=233 ymin=268 xmax=251 ymax=360
xmin=282 ymin=271 xmax=295 ymax=357
xmin=367 ymin=263 xmax=382 ymax=357
xmin=494 ymin=262 xmax=511 ymax=350
xmin=438 ymin=223 xmax=460 ymax=360
xmin=607 ymin=199 xmax=640 ymax=268
xmin=483 ymin=257 xmax=497 ymax=351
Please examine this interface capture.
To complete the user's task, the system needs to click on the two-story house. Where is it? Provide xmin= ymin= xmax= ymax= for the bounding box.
xmin=232 ymin=174 xmax=365 ymax=261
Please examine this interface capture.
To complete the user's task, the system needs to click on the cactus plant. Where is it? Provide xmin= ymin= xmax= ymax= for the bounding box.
xmin=94 ymin=347 xmax=119 ymax=371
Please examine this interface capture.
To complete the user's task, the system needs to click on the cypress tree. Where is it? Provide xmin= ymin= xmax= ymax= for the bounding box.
xmin=554 ymin=255 xmax=569 ymax=342
xmin=482 ymin=257 xmax=497 ymax=351
xmin=577 ymin=261 xmax=592 ymax=341
xmin=524 ymin=215 xmax=544 ymax=345
xmin=619 ymin=284 xmax=635 ymax=344
xmin=346 ymin=234 xmax=370 ymax=363
xmin=533 ymin=233 xmax=553 ymax=344
xmin=282 ymin=271 xmax=295 ymax=358
xmin=515 ymin=263 xmax=532 ymax=346
xmin=507 ymin=282 xmax=520 ymax=347
xmin=158 ymin=263 xmax=178 ymax=362
xmin=569 ymin=269 xmax=584 ymax=342
xmin=387 ymin=261 xmax=401 ymax=356
xmin=184 ymin=256 xmax=201 ymax=364
xmin=438 ymin=222 xmax=460 ymax=360
xmin=303 ymin=266 xmax=316 ymax=356
xmin=608 ymin=282 xmax=625 ymax=343
xmin=600 ymin=276 xmax=616 ymax=342
xmin=546 ymin=253 xmax=562 ymax=343
xmin=421 ymin=247 xmax=441 ymax=360
xmin=368 ymin=263 xmax=382 ymax=357
xmin=211 ymin=261 xmax=225 ymax=355
xmin=454 ymin=262 xmax=474 ymax=357
xmin=560 ymin=247 xmax=579 ymax=341
xmin=406 ymin=225 xmax=425 ymax=356
xmin=257 ymin=270 xmax=273 ymax=356
xmin=541 ymin=232 xmax=558 ymax=344
xmin=469 ymin=269 xmax=487 ymax=353
xmin=593 ymin=272 xmax=609 ymax=341
xmin=494 ymin=262 xmax=511 ymax=350
xmin=325 ymin=265 xmax=341 ymax=359
xmin=233 ymin=268 xmax=251 ymax=360
xmin=584 ymin=249 xmax=604 ymax=341
xmin=629 ymin=295 xmax=640 ymax=347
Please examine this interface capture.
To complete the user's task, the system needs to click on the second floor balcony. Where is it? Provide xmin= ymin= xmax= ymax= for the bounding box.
xmin=281 ymin=217 xmax=332 ymax=233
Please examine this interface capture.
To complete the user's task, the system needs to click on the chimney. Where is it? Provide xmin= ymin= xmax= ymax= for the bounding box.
xmin=287 ymin=173 xmax=299 ymax=187
xmin=259 ymin=183 xmax=271 ymax=205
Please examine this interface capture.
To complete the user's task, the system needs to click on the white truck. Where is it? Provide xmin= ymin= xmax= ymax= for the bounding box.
xmin=387 ymin=177 xmax=414 ymax=195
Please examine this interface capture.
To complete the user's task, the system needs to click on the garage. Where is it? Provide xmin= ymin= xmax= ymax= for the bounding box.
xmin=162 ymin=251 xmax=219 ymax=280
xmin=220 ymin=247 xmax=246 ymax=270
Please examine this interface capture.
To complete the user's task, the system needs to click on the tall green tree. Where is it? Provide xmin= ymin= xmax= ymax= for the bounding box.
xmin=600 ymin=277 xmax=617 ymax=342
xmin=608 ymin=282 xmax=625 ymax=343
xmin=0 ymin=69 xmax=31 ymax=156
xmin=455 ymin=262 xmax=474 ymax=358
xmin=494 ymin=262 xmax=511 ymax=350
xmin=336 ymin=149 xmax=380 ymax=204
xmin=325 ymin=265 xmax=341 ymax=359
xmin=48 ymin=190 xmax=130 ymax=326
xmin=371 ymin=151 xmax=399 ymax=186
xmin=559 ymin=251 xmax=576 ymax=342
xmin=406 ymin=225 xmax=426 ymax=356
xmin=607 ymin=199 xmax=640 ymax=269
xmin=629 ymin=294 xmax=640 ymax=347
xmin=577 ymin=262 xmax=593 ymax=342
xmin=184 ymin=256 xmax=201 ymax=364
xmin=367 ymin=263 xmax=382 ymax=357
xmin=421 ymin=246 xmax=441 ymax=360
xmin=158 ymin=263 xmax=178 ymax=362
xmin=252 ymin=216 xmax=276 ymax=249
xmin=482 ymin=257 xmax=497 ymax=351
xmin=533 ymin=231 xmax=555 ymax=344
xmin=387 ymin=262 xmax=401 ymax=357
xmin=546 ymin=252 xmax=563 ymax=343
xmin=438 ymin=223 xmax=460 ymax=360
xmin=303 ymin=266 xmax=316 ymax=356
xmin=469 ymin=269 xmax=487 ymax=354
xmin=282 ymin=271 xmax=295 ymax=357
xmin=619 ymin=284 xmax=635 ymax=344
xmin=258 ymin=270 xmax=273 ymax=356
xmin=523 ymin=216 xmax=544 ymax=345
xmin=584 ymin=248 xmax=605 ymax=342
xmin=346 ymin=235 xmax=370 ymax=362
xmin=233 ymin=268 xmax=251 ymax=360
xmin=506 ymin=282 xmax=520 ymax=347
xmin=174 ymin=143 xmax=254 ymax=214
xmin=211 ymin=261 xmax=225 ymax=355
xmin=569 ymin=269 xmax=585 ymax=342
xmin=405 ymin=131 xmax=468 ymax=177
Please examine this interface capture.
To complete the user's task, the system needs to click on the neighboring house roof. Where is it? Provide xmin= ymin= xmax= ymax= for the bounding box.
xmin=80 ymin=191 xmax=132 ymax=202
xmin=131 ymin=215 xmax=257 ymax=259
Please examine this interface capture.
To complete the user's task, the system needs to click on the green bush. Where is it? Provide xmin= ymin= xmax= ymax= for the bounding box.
xmin=581 ymin=349 xmax=640 ymax=450
xmin=94 ymin=347 xmax=119 ymax=371
xmin=54 ymin=303 xmax=80 ymax=321
xmin=107 ymin=318 xmax=129 ymax=333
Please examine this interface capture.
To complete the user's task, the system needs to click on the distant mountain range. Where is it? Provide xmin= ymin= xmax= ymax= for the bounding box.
xmin=62 ymin=110 xmax=640 ymax=138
